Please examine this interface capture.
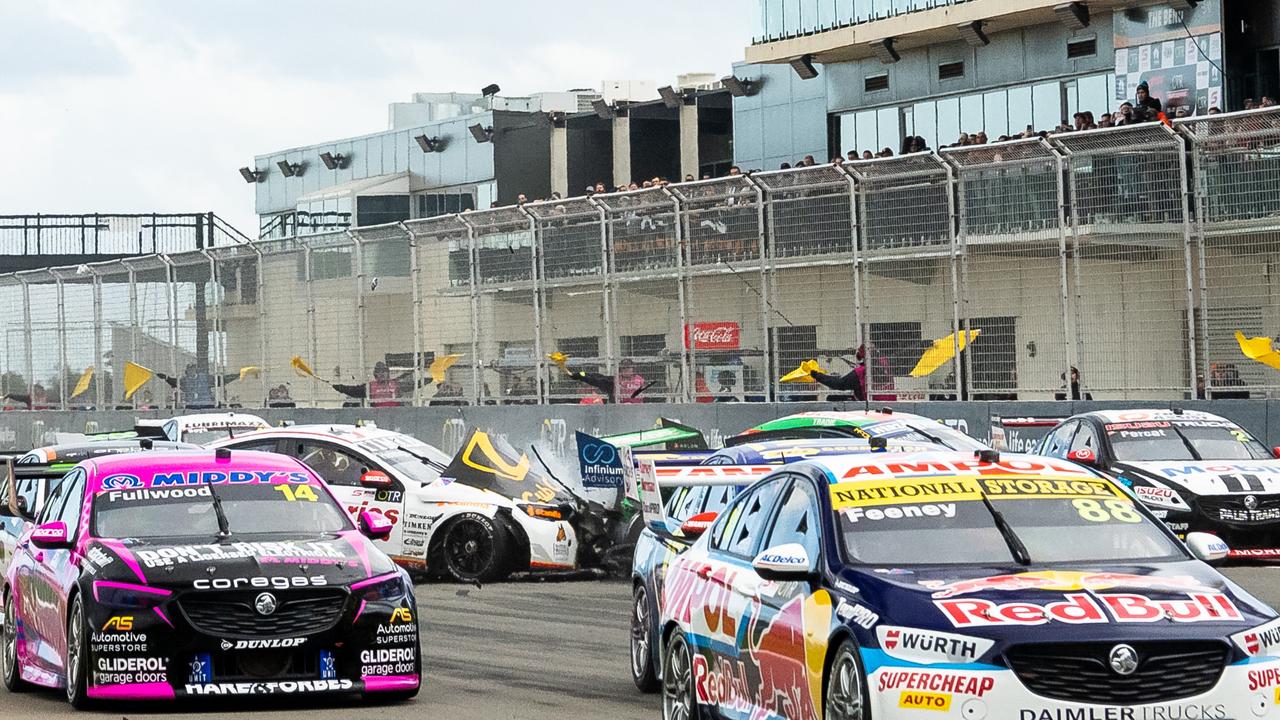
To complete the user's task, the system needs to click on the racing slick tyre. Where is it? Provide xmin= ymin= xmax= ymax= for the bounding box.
xmin=630 ymin=584 xmax=659 ymax=693
xmin=1 ymin=589 xmax=27 ymax=693
xmin=65 ymin=595 xmax=91 ymax=709
xmin=825 ymin=638 xmax=867 ymax=720
xmin=433 ymin=512 xmax=511 ymax=584
xmin=662 ymin=629 xmax=701 ymax=720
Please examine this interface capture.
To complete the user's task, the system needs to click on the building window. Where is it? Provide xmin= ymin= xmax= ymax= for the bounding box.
xmin=356 ymin=195 xmax=410 ymax=227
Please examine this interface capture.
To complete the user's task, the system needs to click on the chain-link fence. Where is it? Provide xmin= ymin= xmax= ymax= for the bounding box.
xmin=13 ymin=109 xmax=1280 ymax=407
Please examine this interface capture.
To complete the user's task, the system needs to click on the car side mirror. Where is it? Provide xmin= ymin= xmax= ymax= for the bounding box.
xmin=678 ymin=511 xmax=718 ymax=538
xmin=1068 ymin=448 xmax=1098 ymax=467
xmin=31 ymin=521 xmax=71 ymax=549
xmin=752 ymin=543 xmax=814 ymax=581
xmin=1185 ymin=532 xmax=1229 ymax=562
xmin=359 ymin=470 xmax=393 ymax=489
xmin=358 ymin=511 xmax=393 ymax=541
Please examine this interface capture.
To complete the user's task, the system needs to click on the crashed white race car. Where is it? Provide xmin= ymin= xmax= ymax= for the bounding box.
xmin=211 ymin=424 xmax=577 ymax=582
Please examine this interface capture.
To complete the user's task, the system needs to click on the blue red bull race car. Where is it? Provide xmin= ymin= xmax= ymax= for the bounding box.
xmin=649 ymin=448 xmax=1280 ymax=720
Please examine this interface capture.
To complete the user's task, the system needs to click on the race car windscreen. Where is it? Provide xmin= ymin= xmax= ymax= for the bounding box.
xmin=833 ymin=475 xmax=1184 ymax=566
xmin=1106 ymin=420 xmax=1271 ymax=461
xmin=354 ymin=434 xmax=449 ymax=484
xmin=93 ymin=481 xmax=351 ymax=539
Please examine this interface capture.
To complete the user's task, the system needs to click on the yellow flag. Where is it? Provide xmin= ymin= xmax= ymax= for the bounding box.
xmin=780 ymin=359 xmax=824 ymax=384
xmin=428 ymin=354 xmax=461 ymax=384
xmin=910 ymin=330 xmax=982 ymax=378
xmin=547 ymin=351 xmax=569 ymax=367
xmin=1236 ymin=331 xmax=1280 ymax=371
xmin=291 ymin=356 xmax=317 ymax=379
xmin=123 ymin=362 xmax=154 ymax=400
xmin=238 ymin=366 xmax=262 ymax=382
xmin=70 ymin=367 xmax=94 ymax=399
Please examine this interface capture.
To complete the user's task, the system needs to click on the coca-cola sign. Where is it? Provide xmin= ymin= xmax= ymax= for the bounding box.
xmin=684 ymin=322 xmax=741 ymax=350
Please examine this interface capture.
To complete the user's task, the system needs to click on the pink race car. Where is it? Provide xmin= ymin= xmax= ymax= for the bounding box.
xmin=1 ymin=448 xmax=420 ymax=708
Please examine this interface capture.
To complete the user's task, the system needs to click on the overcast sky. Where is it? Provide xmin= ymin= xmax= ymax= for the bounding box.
xmin=0 ymin=1 xmax=752 ymax=236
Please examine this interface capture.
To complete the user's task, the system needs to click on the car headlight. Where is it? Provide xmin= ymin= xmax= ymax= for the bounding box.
xmin=92 ymin=580 xmax=172 ymax=609
xmin=353 ymin=572 xmax=410 ymax=603
xmin=1125 ymin=480 xmax=1191 ymax=511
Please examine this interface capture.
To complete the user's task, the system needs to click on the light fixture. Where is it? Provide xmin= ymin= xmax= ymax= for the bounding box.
xmin=721 ymin=75 xmax=758 ymax=98
xmin=469 ymin=124 xmax=494 ymax=143
xmin=277 ymin=160 xmax=303 ymax=178
xmin=789 ymin=54 xmax=819 ymax=80
xmin=319 ymin=152 xmax=348 ymax=170
xmin=481 ymin=84 xmax=501 ymax=98
xmin=870 ymin=38 xmax=900 ymax=64
xmin=238 ymin=167 xmax=264 ymax=184
xmin=658 ymin=86 xmax=683 ymax=109
xmin=415 ymin=135 xmax=444 ymax=153
xmin=1054 ymin=2 xmax=1089 ymax=30
xmin=592 ymin=99 xmax=616 ymax=119
xmin=548 ymin=111 xmax=567 ymax=127
xmin=957 ymin=20 xmax=989 ymax=47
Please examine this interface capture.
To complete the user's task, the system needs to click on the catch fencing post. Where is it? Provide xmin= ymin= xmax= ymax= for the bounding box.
xmin=661 ymin=185 xmax=692 ymax=402
xmin=742 ymin=172 xmax=774 ymax=401
xmin=347 ymin=230 xmax=368 ymax=408
xmin=516 ymin=204 xmax=546 ymax=403
xmin=457 ymin=214 xmax=481 ymax=406
xmin=398 ymin=222 xmax=425 ymax=407
xmin=586 ymin=195 xmax=615 ymax=381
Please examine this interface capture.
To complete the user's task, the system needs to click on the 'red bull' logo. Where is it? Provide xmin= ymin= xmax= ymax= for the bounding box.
xmin=924 ymin=571 xmax=1213 ymax=599
xmin=937 ymin=592 xmax=1242 ymax=627
xmin=748 ymin=596 xmax=816 ymax=720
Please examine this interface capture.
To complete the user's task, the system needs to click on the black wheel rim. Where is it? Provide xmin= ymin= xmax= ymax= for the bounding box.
xmin=445 ymin=520 xmax=493 ymax=579
xmin=826 ymin=647 xmax=863 ymax=720
xmin=65 ymin=600 xmax=82 ymax=702
xmin=630 ymin=587 xmax=650 ymax=679
xmin=662 ymin=634 xmax=693 ymax=720
xmin=2 ymin=593 xmax=15 ymax=684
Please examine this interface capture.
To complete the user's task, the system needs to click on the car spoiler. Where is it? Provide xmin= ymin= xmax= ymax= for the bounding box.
xmin=635 ymin=460 xmax=774 ymax=535
xmin=599 ymin=418 xmax=708 ymax=451
xmin=988 ymin=415 xmax=1065 ymax=452
xmin=2 ymin=457 xmax=72 ymax=519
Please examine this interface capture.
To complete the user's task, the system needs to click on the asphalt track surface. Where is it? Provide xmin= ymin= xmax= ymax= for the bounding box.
xmin=5 ymin=568 xmax=1279 ymax=719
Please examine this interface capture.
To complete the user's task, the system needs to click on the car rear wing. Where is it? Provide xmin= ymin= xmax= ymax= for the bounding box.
xmin=635 ymin=459 xmax=775 ymax=535
xmin=988 ymin=415 xmax=1065 ymax=453
xmin=2 ymin=457 xmax=72 ymax=520
xmin=599 ymin=418 xmax=707 ymax=451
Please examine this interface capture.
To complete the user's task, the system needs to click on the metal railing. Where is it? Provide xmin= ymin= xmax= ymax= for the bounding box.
xmin=7 ymin=109 xmax=1280 ymax=409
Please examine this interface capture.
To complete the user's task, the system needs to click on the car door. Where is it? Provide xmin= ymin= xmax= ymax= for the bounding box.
xmin=17 ymin=469 xmax=80 ymax=677
xmin=693 ymin=476 xmax=787 ymax=716
xmin=742 ymin=474 xmax=824 ymax=720
xmin=289 ymin=440 xmax=405 ymax=550
xmin=33 ymin=468 xmax=84 ymax=676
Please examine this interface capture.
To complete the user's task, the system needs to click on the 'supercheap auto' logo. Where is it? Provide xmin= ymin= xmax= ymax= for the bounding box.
xmin=101 ymin=473 xmax=144 ymax=490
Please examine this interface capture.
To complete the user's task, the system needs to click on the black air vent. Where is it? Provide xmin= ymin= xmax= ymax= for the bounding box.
xmin=864 ymin=74 xmax=889 ymax=92
xmin=1067 ymin=37 xmax=1097 ymax=59
xmin=938 ymin=61 xmax=965 ymax=80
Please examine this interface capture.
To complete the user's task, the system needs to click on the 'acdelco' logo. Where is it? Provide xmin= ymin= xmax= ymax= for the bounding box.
xmin=193 ymin=576 xmax=327 ymax=590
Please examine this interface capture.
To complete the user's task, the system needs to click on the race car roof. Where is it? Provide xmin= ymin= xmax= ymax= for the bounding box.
xmin=23 ymin=440 xmax=200 ymax=465
xmin=214 ymin=423 xmax=401 ymax=443
xmin=167 ymin=412 xmax=270 ymax=429
xmin=86 ymin=449 xmax=315 ymax=492
xmin=1081 ymin=409 xmax=1229 ymax=424
xmin=802 ymin=450 xmax=1100 ymax=485
xmin=707 ymin=438 xmax=937 ymax=464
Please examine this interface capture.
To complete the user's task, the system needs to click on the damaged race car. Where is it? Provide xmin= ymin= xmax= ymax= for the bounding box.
xmin=654 ymin=448 xmax=1280 ymax=720
xmin=212 ymin=424 xmax=579 ymax=583
xmin=18 ymin=438 xmax=199 ymax=470
xmin=0 ymin=448 xmax=420 ymax=708
xmin=1039 ymin=408 xmax=1280 ymax=559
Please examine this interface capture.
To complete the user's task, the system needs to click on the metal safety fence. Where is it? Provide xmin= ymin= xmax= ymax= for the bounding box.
xmin=8 ymin=108 xmax=1280 ymax=408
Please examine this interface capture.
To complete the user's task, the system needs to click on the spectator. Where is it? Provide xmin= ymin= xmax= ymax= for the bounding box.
xmin=728 ymin=166 xmax=742 ymax=176
xmin=975 ymin=131 xmax=988 ymax=144
xmin=1115 ymin=102 xmax=1138 ymax=125
xmin=1098 ymin=112 xmax=1114 ymax=127
xmin=1135 ymin=81 xmax=1162 ymax=114
xmin=780 ymin=162 xmax=792 ymax=170
xmin=1175 ymin=107 xmax=1190 ymax=118
xmin=516 ymin=193 xmax=528 ymax=205
xmin=585 ymin=184 xmax=596 ymax=195
xmin=910 ymin=136 xmax=929 ymax=152
xmin=556 ymin=357 xmax=648 ymax=404
xmin=877 ymin=147 xmax=893 ymax=158
xmin=861 ymin=150 xmax=874 ymax=160
xmin=831 ymin=155 xmax=844 ymax=165
xmin=1263 ymin=96 xmax=1277 ymax=108
xmin=1054 ymin=366 xmax=1092 ymax=401
xmin=1208 ymin=106 xmax=1222 ymax=115
xmin=802 ymin=154 xmax=817 ymax=166
xmin=1 ymin=384 xmax=50 ymax=410
xmin=594 ymin=182 xmax=606 ymax=193
xmin=331 ymin=360 xmax=429 ymax=408
xmin=1245 ymin=98 xmax=1258 ymax=110
xmin=846 ymin=150 xmax=858 ymax=161
xmin=1073 ymin=112 xmax=1087 ymax=131
xmin=684 ymin=174 xmax=695 ymax=182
